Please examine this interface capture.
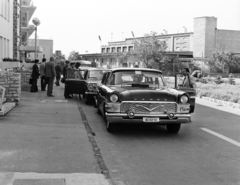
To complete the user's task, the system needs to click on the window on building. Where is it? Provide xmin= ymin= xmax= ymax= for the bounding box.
xmin=128 ymin=46 xmax=133 ymax=52
xmin=3 ymin=38 xmax=6 ymax=58
xmin=175 ymin=47 xmax=180 ymax=51
xmin=0 ymin=37 xmax=2 ymax=60
xmin=117 ymin=47 xmax=121 ymax=52
xmin=123 ymin=47 xmax=127 ymax=52
xmin=101 ymin=48 xmax=105 ymax=53
xmin=111 ymin=47 xmax=116 ymax=52
xmin=8 ymin=0 xmax=10 ymax=21
xmin=107 ymin=48 xmax=110 ymax=53
xmin=2 ymin=0 xmax=5 ymax=18
xmin=7 ymin=39 xmax=9 ymax=57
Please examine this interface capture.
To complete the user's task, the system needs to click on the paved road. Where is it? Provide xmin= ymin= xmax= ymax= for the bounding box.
xmin=81 ymin=98 xmax=240 ymax=185
xmin=0 ymin=84 xmax=239 ymax=185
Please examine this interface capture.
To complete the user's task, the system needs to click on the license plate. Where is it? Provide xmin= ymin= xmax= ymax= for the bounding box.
xmin=143 ymin=117 xmax=159 ymax=122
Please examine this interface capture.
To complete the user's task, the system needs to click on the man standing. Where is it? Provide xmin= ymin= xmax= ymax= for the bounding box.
xmin=63 ymin=60 xmax=70 ymax=80
xmin=30 ymin=59 xmax=40 ymax=92
xmin=45 ymin=57 xmax=56 ymax=97
xmin=40 ymin=58 xmax=46 ymax=91
xmin=55 ymin=62 xmax=61 ymax=86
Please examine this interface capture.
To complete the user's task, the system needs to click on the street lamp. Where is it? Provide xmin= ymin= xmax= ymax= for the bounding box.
xmin=32 ymin=17 xmax=40 ymax=60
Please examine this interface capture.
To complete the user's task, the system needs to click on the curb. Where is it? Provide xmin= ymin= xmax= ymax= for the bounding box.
xmin=198 ymin=96 xmax=240 ymax=109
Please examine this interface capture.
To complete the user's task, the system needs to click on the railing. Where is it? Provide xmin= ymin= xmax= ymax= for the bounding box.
xmin=0 ymin=86 xmax=6 ymax=111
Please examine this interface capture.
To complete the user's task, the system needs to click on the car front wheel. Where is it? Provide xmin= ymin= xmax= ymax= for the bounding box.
xmin=84 ymin=94 xmax=90 ymax=105
xmin=166 ymin=124 xmax=181 ymax=134
xmin=106 ymin=120 xmax=116 ymax=133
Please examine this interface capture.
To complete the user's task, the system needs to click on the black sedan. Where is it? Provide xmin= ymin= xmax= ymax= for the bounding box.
xmin=95 ymin=68 xmax=196 ymax=133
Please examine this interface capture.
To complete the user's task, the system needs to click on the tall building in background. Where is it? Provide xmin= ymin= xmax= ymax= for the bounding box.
xmin=28 ymin=39 xmax=53 ymax=61
xmin=0 ymin=0 xmax=13 ymax=61
xmin=19 ymin=0 xmax=43 ymax=61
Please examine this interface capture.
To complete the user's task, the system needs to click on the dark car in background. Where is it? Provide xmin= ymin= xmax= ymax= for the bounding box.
xmin=82 ymin=68 xmax=109 ymax=104
xmin=95 ymin=68 xmax=196 ymax=133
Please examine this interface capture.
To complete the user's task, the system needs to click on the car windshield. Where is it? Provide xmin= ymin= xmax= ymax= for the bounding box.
xmin=88 ymin=70 xmax=108 ymax=80
xmin=108 ymin=70 xmax=165 ymax=87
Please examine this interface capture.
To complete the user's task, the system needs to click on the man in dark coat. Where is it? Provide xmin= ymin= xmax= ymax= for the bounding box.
xmin=55 ymin=63 xmax=61 ymax=86
xmin=63 ymin=60 xmax=70 ymax=80
xmin=30 ymin=59 xmax=40 ymax=92
xmin=44 ymin=57 xmax=56 ymax=97
xmin=40 ymin=58 xmax=46 ymax=91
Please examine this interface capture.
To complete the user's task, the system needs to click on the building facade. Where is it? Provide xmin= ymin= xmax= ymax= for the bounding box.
xmin=0 ymin=0 xmax=13 ymax=61
xmin=81 ymin=17 xmax=240 ymax=69
xmin=27 ymin=39 xmax=53 ymax=61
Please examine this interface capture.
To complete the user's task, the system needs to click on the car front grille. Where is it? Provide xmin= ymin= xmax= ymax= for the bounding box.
xmin=120 ymin=102 xmax=177 ymax=114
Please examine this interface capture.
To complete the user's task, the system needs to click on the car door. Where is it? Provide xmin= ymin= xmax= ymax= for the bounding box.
xmin=175 ymin=73 xmax=196 ymax=113
xmin=76 ymin=69 xmax=87 ymax=94
xmin=98 ymin=72 xmax=109 ymax=113
xmin=83 ymin=70 xmax=89 ymax=94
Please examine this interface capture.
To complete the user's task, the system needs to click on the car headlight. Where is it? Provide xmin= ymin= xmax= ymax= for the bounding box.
xmin=110 ymin=94 xmax=118 ymax=103
xmin=180 ymin=95 xmax=189 ymax=104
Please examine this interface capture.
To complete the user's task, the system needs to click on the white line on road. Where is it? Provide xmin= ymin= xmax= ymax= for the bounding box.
xmin=201 ymin=128 xmax=240 ymax=148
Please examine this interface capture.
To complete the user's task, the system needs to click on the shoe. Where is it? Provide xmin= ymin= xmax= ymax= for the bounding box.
xmin=47 ymin=95 xmax=55 ymax=97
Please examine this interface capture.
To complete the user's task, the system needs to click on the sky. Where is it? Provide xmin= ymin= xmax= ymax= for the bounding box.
xmin=30 ymin=0 xmax=240 ymax=58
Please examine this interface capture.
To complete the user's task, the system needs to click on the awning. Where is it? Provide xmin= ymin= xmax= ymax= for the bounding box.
xmin=19 ymin=46 xmax=43 ymax=53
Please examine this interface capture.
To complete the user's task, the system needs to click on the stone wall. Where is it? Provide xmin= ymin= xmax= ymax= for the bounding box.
xmin=15 ymin=70 xmax=32 ymax=91
xmin=0 ymin=72 xmax=21 ymax=104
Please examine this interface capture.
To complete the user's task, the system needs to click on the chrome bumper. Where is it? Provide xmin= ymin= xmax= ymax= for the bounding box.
xmin=105 ymin=113 xmax=191 ymax=124
xmin=85 ymin=92 xmax=97 ymax=95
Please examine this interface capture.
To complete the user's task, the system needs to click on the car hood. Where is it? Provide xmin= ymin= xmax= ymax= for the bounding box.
xmin=109 ymin=86 xmax=184 ymax=102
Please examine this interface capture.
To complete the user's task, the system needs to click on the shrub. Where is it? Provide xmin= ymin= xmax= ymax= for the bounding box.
xmin=196 ymin=83 xmax=240 ymax=103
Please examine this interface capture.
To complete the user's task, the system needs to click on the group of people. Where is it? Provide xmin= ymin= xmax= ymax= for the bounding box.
xmin=30 ymin=58 xmax=82 ymax=98
xmin=30 ymin=57 xmax=62 ymax=97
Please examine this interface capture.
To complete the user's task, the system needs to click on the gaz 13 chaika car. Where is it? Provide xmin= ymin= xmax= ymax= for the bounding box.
xmin=95 ymin=68 xmax=196 ymax=133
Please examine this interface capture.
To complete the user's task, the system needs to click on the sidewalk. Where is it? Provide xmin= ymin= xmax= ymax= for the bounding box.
xmin=196 ymin=97 xmax=240 ymax=116
xmin=0 ymin=83 xmax=111 ymax=185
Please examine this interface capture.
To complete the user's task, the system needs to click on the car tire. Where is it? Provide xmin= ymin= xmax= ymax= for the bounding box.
xmin=106 ymin=120 xmax=116 ymax=133
xmin=84 ymin=94 xmax=90 ymax=105
xmin=166 ymin=124 xmax=181 ymax=134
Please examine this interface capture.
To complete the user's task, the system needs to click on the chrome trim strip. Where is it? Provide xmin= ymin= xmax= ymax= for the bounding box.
xmin=85 ymin=92 xmax=97 ymax=95
xmin=105 ymin=113 xmax=191 ymax=118
xmin=106 ymin=117 xmax=190 ymax=124
xmin=121 ymin=101 xmax=176 ymax=104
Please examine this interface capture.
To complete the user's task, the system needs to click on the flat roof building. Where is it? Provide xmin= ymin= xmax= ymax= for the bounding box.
xmin=81 ymin=17 xmax=240 ymax=69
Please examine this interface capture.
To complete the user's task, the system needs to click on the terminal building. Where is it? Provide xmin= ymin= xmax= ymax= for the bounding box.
xmin=80 ymin=17 xmax=240 ymax=69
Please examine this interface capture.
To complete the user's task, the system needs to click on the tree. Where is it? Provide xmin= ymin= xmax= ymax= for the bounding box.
xmin=68 ymin=51 xmax=82 ymax=61
xmin=132 ymin=31 xmax=167 ymax=68
xmin=206 ymin=49 xmax=240 ymax=73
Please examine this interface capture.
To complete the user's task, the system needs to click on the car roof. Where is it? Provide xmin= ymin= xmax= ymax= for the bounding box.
xmin=70 ymin=60 xmax=91 ymax=64
xmin=87 ymin=68 xmax=109 ymax=71
xmin=110 ymin=68 xmax=162 ymax=73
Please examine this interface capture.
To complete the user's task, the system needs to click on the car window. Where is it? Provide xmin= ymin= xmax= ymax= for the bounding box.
xmin=108 ymin=70 xmax=164 ymax=87
xmin=66 ymin=68 xmax=85 ymax=80
xmin=175 ymin=74 xmax=193 ymax=88
xmin=101 ymin=72 xmax=109 ymax=84
xmin=88 ymin=70 xmax=108 ymax=81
